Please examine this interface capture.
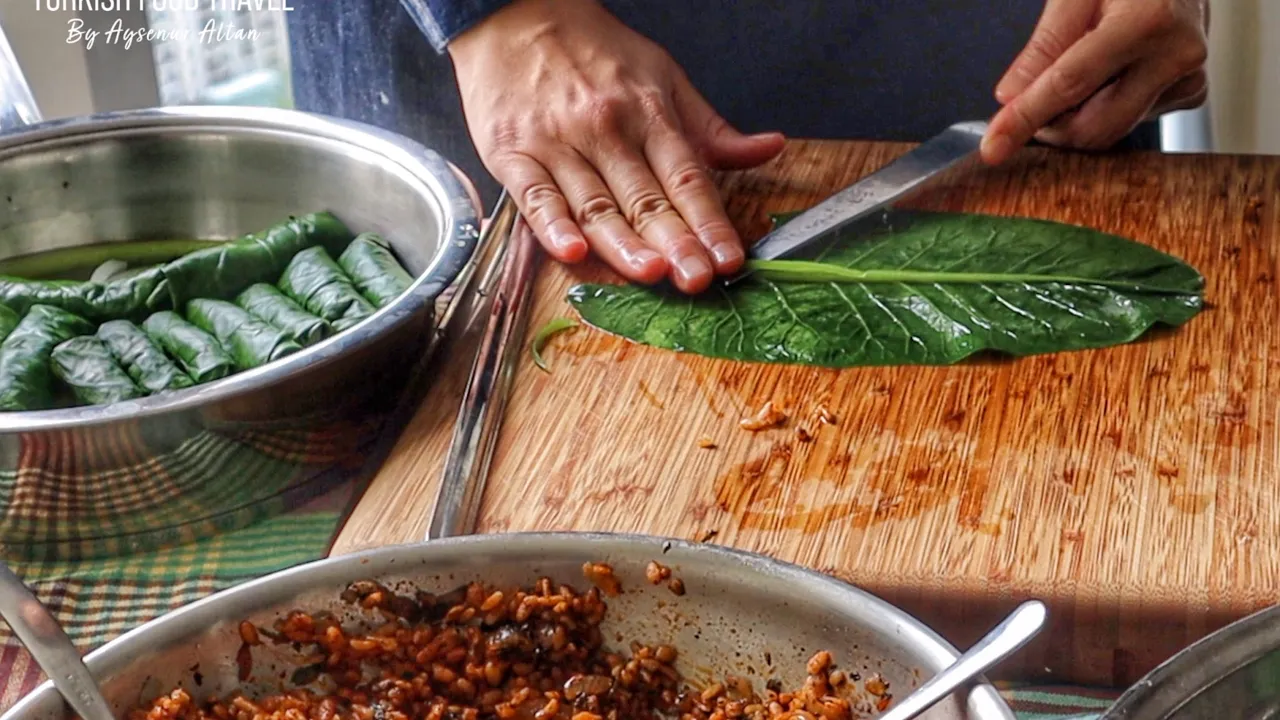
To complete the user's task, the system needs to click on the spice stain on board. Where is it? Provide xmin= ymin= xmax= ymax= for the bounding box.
xmin=637 ymin=381 xmax=665 ymax=410
xmin=713 ymin=439 xmax=958 ymax=533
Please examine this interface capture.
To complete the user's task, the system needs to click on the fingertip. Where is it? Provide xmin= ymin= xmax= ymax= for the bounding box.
xmin=709 ymin=242 xmax=745 ymax=275
xmin=557 ymin=238 xmax=590 ymax=264
xmin=979 ymin=132 xmax=1015 ymax=166
xmin=622 ymin=248 xmax=668 ymax=284
xmin=749 ymin=131 xmax=787 ymax=157
xmin=542 ymin=220 xmax=590 ymax=263
xmin=672 ymin=253 xmax=714 ymax=294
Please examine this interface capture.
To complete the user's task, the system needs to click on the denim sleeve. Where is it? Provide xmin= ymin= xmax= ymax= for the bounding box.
xmin=398 ymin=0 xmax=517 ymax=52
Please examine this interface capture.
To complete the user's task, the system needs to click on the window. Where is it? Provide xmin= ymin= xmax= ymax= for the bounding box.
xmin=145 ymin=6 xmax=293 ymax=109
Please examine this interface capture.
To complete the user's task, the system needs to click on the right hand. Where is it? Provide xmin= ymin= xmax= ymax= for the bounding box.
xmin=448 ymin=0 xmax=786 ymax=294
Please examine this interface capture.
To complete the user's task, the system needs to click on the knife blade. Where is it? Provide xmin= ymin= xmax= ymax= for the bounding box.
xmin=734 ymin=120 xmax=988 ymax=279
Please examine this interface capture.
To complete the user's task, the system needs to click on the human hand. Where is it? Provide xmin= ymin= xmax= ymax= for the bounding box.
xmin=448 ymin=0 xmax=786 ymax=294
xmin=982 ymin=0 xmax=1209 ymax=165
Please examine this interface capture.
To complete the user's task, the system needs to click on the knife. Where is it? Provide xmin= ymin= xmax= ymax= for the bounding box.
xmin=733 ymin=120 xmax=988 ymax=280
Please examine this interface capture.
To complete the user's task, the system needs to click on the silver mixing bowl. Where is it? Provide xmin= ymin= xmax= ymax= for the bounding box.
xmin=1102 ymin=604 xmax=1280 ymax=720
xmin=0 ymin=104 xmax=480 ymax=558
xmin=0 ymin=534 xmax=1017 ymax=720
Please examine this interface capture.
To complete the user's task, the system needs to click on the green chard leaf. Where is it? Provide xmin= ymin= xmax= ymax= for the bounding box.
xmin=567 ymin=210 xmax=1205 ymax=367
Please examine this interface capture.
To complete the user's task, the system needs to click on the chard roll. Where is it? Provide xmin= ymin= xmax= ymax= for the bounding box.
xmin=186 ymin=298 xmax=302 ymax=370
xmin=235 ymin=283 xmax=332 ymax=347
xmin=51 ymin=336 xmax=144 ymax=406
xmin=97 ymin=319 xmax=194 ymax=393
xmin=0 ymin=305 xmax=95 ymax=411
xmin=142 ymin=311 xmax=235 ymax=384
xmin=162 ymin=212 xmax=355 ymax=306
xmin=277 ymin=246 xmax=375 ymax=332
xmin=338 ymin=233 xmax=415 ymax=308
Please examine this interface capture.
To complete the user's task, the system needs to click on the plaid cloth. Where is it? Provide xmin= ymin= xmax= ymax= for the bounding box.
xmin=0 ymin=416 xmax=382 ymax=562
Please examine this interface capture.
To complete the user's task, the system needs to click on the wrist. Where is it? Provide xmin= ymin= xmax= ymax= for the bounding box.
xmin=448 ymin=0 xmax=602 ymax=57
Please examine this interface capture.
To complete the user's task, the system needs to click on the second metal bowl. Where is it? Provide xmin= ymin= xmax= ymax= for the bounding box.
xmin=0 ymin=105 xmax=480 ymax=558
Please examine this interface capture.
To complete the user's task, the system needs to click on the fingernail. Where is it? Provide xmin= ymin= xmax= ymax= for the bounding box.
xmin=711 ymin=243 xmax=743 ymax=268
xmin=549 ymin=227 xmax=584 ymax=253
xmin=675 ymin=254 xmax=711 ymax=283
xmin=627 ymin=247 xmax=664 ymax=271
xmin=981 ymin=133 xmax=1013 ymax=163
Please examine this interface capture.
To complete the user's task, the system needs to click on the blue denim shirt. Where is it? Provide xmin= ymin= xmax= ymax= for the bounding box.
xmin=291 ymin=1 xmax=1158 ymax=207
xmin=399 ymin=0 xmax=513 ymax=51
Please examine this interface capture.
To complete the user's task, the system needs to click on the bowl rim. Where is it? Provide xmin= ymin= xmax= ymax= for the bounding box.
xmin=0 ymin=105 xmax=481 ymax=432
xmin=0 ymin=531 xmax=1016 ymax=720
xmin=1100 ymin=602 xmax=1280 ymax=720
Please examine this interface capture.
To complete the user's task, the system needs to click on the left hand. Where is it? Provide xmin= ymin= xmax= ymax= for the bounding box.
xmin=981 ymin=0 xmax=1209 ymax=165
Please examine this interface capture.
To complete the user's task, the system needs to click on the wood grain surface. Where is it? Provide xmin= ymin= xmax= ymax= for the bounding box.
xmin=332 ymin=140 xmax=1280 ymax=688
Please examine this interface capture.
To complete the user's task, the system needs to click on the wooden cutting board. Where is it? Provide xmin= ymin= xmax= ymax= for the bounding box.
xmin=333 ymin=140 xmax=1280 ymax=689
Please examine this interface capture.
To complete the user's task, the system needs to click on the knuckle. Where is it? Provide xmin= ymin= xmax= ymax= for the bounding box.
xmin=583 ymin=94 xmax=629 ymax=135
xmin=624 ymin=191 xmax=676 ymax=229
xmin=1140 ymin=1 xmax=1179 ymax=34
xmin=663 ymin=162 xmax=713 ymax=196
xmin=517 ymin=180 xmax=564 ymax=215
xmin=636 ymin=89 xmax=670 ymax=123
xmin=1024 ymin=25 xmax=1070 ymax=64
xmin=1046 ymin=65 xmax=1093 ymax=104
xmin=1175 ymin=38 xmax=1208 ymax=70
xmin=1007 ymin=101 xmax=1040 ymax=137
xmin=486 ymin=117 xmax=523 ymax=149
xmin=692 ymin=218 xmax=737 ymax=242
xmin=573 ymin=195 xmax=622 ymax=228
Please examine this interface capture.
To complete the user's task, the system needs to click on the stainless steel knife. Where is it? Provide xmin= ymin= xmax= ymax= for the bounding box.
xmin=739 ymin=119 xmax=988 ymax=272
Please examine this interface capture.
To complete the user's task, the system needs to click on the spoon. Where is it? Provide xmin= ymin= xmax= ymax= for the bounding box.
xmin=0 ymin=561 xmax=115 ymax=720
xmin=877 ymin=600 xmax=1048 ymax=720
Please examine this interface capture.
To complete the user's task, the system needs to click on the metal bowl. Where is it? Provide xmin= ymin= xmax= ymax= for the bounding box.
xmin=1102 ymin=604 xmax=1280 ymax=720
xmin=0 ymin=106 xmax=480 ymax=558
xmin=0 ymin=533 xmax=1016 ymax=720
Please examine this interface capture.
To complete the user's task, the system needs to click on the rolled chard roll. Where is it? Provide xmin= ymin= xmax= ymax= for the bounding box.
xmin=163 ymin=212 xmax=355 ymax=306
xmin=186 ymin=298 xmax=302 ymax=370
xmin=97 ymin=319 xmax=195 ymax=393
xmin=0 ymin=266 xmax=172 ymax=322
xmin=338 ymin=233 xmax=415 ymax=308
xmin=142 ymin=311 xmax=235 ymax=384
xmin=0 ymin=305 xmax=20 ymax=343
xmin=235 ymin=283 xmax=332 ymax=347
xmin=278 ymin=246 xmax=376 ymax=332
xmin=51 ymin=336 xmax=144 ymax=406
xmin=0 ymin=305 xmax=95 ymax=411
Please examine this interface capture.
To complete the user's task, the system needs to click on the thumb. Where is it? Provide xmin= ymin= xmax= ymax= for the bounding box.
xmin=996 ymin=0 xmax=1095 ymax=104
xmin=673 ymin=77 xmax=785 ymax=171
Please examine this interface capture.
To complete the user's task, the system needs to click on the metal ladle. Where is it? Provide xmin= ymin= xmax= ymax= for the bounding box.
xmin=0 ymin=562 xmax=114 ymax=720
xmin=879 ymin=600 xmax=1047 ymax=720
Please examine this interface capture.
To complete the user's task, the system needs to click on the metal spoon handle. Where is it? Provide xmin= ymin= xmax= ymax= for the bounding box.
xmin=877 ymin=600 xmax=1047 ymax=720
xmin=0 ymin=563 xmax=114 ymax=720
